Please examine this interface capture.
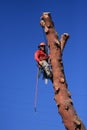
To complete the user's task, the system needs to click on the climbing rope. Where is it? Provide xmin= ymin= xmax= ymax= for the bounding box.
xmin=34 ymin=68 xmax=39 ymax=112
xmin=42 ymin=27 xmax=49 ymax=54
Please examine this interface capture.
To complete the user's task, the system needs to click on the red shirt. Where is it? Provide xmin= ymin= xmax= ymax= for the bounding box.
xmin=34 ymin=50 xmax=49 ymax=62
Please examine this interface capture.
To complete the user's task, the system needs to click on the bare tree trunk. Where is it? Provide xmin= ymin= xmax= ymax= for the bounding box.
xmin=40 ymin=12 xmax=86 ymax=130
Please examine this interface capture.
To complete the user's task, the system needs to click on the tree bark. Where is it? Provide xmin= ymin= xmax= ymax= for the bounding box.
xmin=40 ymin=12 xmax=86 ymax=130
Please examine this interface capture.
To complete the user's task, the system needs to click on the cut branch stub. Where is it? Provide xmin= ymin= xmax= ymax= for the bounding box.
xmin=60 ymin=33 xmax=70 ymax=52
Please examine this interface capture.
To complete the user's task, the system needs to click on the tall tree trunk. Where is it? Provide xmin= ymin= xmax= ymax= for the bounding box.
xmin=40 ymin=12 xmax=86 ymax=130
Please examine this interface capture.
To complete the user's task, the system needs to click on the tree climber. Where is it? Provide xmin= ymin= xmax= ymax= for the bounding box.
xmin=34 ymin=42 xmax=52 ymax=79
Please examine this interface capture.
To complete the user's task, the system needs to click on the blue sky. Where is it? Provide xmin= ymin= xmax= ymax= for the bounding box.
xmin=0 ymin=0 xmax=87 ymax=130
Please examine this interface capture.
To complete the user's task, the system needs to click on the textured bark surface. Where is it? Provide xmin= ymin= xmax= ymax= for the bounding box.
xmin=40 ymin=12 xmax=86 ymax=130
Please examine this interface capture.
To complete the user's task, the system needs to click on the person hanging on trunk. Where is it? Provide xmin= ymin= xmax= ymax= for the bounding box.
xmin=34 ymin=42 xmax=52 ymax=79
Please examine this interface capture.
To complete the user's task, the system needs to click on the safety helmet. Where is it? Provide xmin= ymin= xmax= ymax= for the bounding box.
xmin=39 ymin=42 xmax=46 ymax=46
xmin=38 ymin=42 xmax=46 ymax=48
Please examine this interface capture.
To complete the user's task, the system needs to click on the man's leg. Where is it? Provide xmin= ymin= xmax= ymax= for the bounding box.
xmin=41 ymin=60 xmax=52 ymax=78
